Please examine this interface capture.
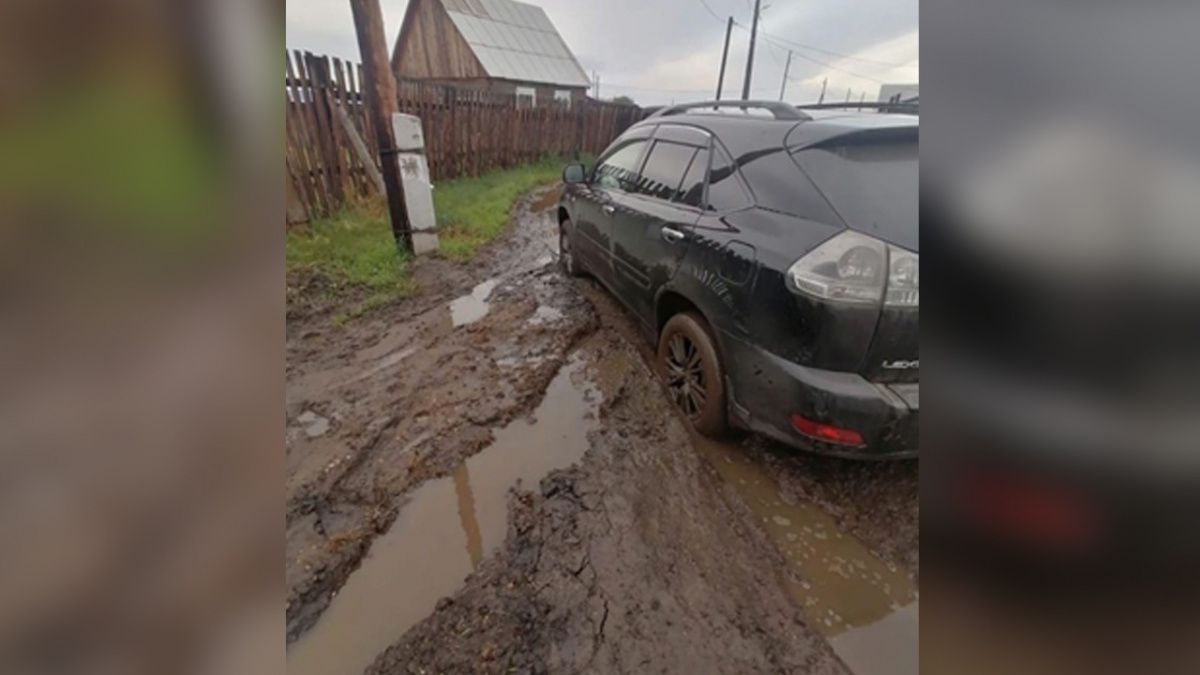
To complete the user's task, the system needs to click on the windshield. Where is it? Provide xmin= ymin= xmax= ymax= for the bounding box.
xmin=793 ymin=139 xmax=918 ymax=251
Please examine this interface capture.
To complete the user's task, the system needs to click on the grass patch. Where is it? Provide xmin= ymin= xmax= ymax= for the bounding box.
xmin=286 ymin=198 xmax=416 ymax=315
xmin=287 ymin=154 xmax=589 ymax=320
xmin=435 ymin=155 xmax=573 ymax=261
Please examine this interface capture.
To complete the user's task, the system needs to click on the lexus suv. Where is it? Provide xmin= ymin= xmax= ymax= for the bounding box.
xmin=558 ymin=100 xmax=918 ymax=458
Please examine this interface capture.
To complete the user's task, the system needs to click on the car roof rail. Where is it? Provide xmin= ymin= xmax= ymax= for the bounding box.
xmin=794 ymin=101 xmax=919 ymax=114
xmin=648 ymin=100 xmax=812 ymax=121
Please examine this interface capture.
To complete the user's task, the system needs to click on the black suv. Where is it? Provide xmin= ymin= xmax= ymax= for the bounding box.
xmin=558 ymin=101 xmax=918 ymax=458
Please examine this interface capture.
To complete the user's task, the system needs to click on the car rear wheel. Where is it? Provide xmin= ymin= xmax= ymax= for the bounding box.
xmin=559 ymin=219 xmax=583 ymax=277
xmin=658 ymin=312 xmax=728 ymax=436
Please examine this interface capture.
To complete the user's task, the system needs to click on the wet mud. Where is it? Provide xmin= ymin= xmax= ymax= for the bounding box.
xmin=364 ymin=326 xmax=848 ymax=675
xmin=285 ymin=184 xmax=918 ymax=674
xmin=285 ymin=187 xmax=591 ymax=642
xmin=289 ymin=355 xmax=600 ymax=675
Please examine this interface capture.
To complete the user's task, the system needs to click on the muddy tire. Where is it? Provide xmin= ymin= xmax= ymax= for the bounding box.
xmin=658 ymin=312 xmax=728 ymax=436
xmin=559 ymin=219 xmax=584 ymax=277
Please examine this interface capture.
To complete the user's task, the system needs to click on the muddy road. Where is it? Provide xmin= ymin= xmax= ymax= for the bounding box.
xmin=285 ymin=186 xmax=918 ymax=675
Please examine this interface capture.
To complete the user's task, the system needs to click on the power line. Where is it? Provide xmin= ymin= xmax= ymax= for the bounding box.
xmin=757 ymin=32 xmax=886 ymax=84
xmin=601 ymin=81 xmax=774 ymax=95
xmin=600 ymin=82 xmax=714 ymax=94
xmin=764 ymin=39 xmax=786 ymax=66
xmin=693 ymin=0 xmax=915 ymax=70
xmin=755 ymin=29 xmax=914 ymax=69
xmin=697 ymin=0 xmax=726 ymax=23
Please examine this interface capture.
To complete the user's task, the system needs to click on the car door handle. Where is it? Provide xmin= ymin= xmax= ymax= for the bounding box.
xmin=601 ymin=204 xmax=615 ymax=215
xmin=661 ymin=226 xmax=687 ymax=243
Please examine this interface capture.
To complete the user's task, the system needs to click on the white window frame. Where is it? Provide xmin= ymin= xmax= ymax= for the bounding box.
xmin=554 ymin=89 xmax=571 ymax=108
xmin=516 ymin=86 xmax=536 ymax=108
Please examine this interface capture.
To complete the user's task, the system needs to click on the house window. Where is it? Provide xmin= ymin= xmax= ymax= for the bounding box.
xmin=516 ymin=86 xmax=536 ymax=108
xmin=554 ymin=89 xmax=571 ymax=107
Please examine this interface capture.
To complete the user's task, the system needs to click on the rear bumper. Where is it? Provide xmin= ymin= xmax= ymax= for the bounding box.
xmin=722 ymin=331 xmax=918 ymax=459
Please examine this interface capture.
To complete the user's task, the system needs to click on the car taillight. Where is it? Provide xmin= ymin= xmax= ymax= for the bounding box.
xmin=790 ymin=414 xmax=865 ymax=446
xmin=785 ymin=231 xmax=918 ymax=308
xmin=885 ymin=247 xmax=920 ymax=307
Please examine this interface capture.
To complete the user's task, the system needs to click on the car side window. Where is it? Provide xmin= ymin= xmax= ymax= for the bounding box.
xmin=592 ymin=140 xmax=647 ymax=192
xmin=706 ymin=145 xmax=753 ymax=212
xmin=631 ymin=140 xmax=698 ymax=202
xmin=677 ymin=148 xmax=710 ymax=207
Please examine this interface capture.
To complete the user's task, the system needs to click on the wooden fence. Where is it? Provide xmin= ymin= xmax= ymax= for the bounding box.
xmin=285 ymin=50 xmax=645 ymax=221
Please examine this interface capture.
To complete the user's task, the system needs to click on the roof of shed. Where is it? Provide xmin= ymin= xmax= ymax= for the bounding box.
xmin=440 ymin=0 xmax=590 ymax=88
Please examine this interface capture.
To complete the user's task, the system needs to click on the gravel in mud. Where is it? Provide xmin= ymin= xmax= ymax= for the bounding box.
xmin=286 ymin=185 xmax=918 ymax=674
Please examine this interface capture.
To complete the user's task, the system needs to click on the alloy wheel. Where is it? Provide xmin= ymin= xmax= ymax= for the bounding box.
xmin=664 ymin=332 xmax=706 ymax=419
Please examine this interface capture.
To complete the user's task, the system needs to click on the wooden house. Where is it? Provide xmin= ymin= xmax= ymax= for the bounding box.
xmin=391 ymin=0 xmax=591 ymax=106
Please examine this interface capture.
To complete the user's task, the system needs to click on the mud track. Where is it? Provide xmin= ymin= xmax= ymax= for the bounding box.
xmin=285 ymin=185 xmax=917 ymax=674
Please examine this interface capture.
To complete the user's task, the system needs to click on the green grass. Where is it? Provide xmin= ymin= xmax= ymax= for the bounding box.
xmin=434 ymin=155 xmax=570 ymax=261
xmin=287 ymin=154 xmax=586 ymax=320
xmin=286 ymin=198 xmax=416 ymax=315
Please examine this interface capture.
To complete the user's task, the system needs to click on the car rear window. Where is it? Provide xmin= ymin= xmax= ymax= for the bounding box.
xmin=792 ymin=139 xmax=918 ymax=248
xmin=706 ymin=145 xmax=753 ymax=212
xmin=737 ymin=147 xmax=840 ymax=223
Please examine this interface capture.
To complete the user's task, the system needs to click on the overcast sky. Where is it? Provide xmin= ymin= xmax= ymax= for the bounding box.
xmin=286 ymin=0 xmax=918 ymax=106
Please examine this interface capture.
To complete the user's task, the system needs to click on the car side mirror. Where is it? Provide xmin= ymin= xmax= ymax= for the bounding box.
xmin=563 ymin=163 xmax=586 ymax=184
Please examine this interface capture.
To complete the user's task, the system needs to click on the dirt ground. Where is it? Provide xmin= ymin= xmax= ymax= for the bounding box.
xmin=285 ymin=186 xmax=918 ymax=675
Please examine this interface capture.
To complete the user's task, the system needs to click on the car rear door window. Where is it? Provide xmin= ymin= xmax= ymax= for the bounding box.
xmin=706 ymin=145 xmax=753 ymax=212
xmin=632 ymin=140 xmax=698 ymax=202
xmin=677 ymin=148 xmax=710 ymax=207
xmin=592 ymin=140 xmax=647 ymax=192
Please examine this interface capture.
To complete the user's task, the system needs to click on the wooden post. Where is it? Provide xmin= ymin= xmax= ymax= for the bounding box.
xmin=741 ymin=0 xmax=762 ymax=100
xmin=334 ymin=102 xmax=386 ymax=194
xmin=716 ymin=17 xmax=732 ymax=101
xmin=349 ymin=0 xmax=412 ymax=253
xmin=778 ymin=50 xmax=792 ymax=101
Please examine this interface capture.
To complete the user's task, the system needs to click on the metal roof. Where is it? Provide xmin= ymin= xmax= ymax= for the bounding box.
xmin=441 ymin=0 xmax=590 ymax=88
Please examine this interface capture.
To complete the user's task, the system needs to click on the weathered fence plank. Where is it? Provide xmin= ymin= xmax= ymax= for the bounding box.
xmin=285 ymin=51 xmax=645 ymax=221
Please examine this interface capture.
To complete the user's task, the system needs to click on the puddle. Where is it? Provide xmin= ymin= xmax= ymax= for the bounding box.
xmin=690 ymin=434 xmax=918 ymax=675
xmin=296 ymin=411 xmax=330 ymax=438
xmin=528 ymin=186 xmax=560 ymax=212
xmin=287 ymin=354 xmax=600 ymax=675
xmin=527 ymin=304 xmax=565 ymax=326
xmin=448 ymin=278 xmax=499 ymax=327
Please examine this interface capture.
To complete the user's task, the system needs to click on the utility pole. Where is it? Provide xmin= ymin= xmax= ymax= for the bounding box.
xmin=741 ymin=0 xmax=762 ymax=100
xmin=349 ymin=0 xmax=412 ymax=253
xmin=818 ymin=77 xmax=827 ymax=104
xmin=845 ymin=88 xmax=852 ymax=104
xmin=715 ymin=16 xmax=733 ymax=100
xmin=778 ymin=49 xmax=792 ymax=101
xmin=858 ymin=91 xmax=865 ymax=110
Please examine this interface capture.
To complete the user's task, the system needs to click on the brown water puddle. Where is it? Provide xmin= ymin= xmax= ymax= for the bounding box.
xmin=448 ymin=278 xmax=500 ymax=327
xmin=690 ymin=434 xmax=918 ymax=675
xmin=287 ymin=354 xmax=600 ymax=675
